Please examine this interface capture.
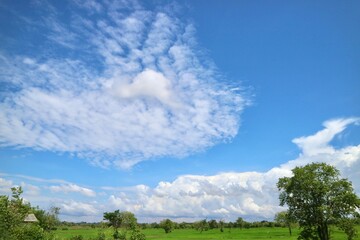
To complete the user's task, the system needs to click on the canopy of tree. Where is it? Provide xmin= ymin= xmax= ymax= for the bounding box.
xmin=103 ymin=210 xmax=145 ymax=240
xmin=277 ymin=162 xmax=360 ymax=240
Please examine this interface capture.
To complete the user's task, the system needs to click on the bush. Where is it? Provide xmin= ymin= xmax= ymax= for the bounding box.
xmin=13 ymin=224 xmax=47 ymax=240
xmin=89 ymin=232 xmax=106 ymax=240
xmin=130 ymin=229 xmax=146 ymax=240
xmin=70 ymin=235 xmax=84 ymax=240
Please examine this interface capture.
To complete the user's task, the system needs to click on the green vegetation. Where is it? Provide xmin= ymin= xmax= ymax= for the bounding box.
xmin=278 ymin=162 xmax=360 ymax=240
xmin=159 ymin=219 xmax=174 ymax=233
xmin=55 ymin=226 xmax=360 ymax=240
xmin=103 ymin=210 xmax=145 ymax=240
xmin=274 ymin=211 xmax=296 ymax=236
xmin=0 ymin=187 xmax=59 ymax=240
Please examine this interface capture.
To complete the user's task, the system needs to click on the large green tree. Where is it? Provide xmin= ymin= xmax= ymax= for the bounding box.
xmin=159 ymin=219 xmax=174 ymax=234
xmin=277 ymin=162 xmax=360 ymax=240
xmin=103 ymin=210 xmax=139 ymax=239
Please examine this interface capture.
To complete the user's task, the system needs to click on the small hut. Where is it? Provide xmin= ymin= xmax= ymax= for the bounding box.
xmin=24 ymin=213 xmax=38 ymax=223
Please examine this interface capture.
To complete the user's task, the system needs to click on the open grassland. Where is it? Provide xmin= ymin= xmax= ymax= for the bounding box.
xmin=55 ymin=226 xmax=360 ymax=240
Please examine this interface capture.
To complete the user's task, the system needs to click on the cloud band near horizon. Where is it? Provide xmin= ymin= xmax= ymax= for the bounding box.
xmin=1 ymin=118 xmax=359 ymax=222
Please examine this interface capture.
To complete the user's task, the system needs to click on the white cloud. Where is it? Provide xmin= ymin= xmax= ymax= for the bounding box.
xmin=291 ymin=118 xmax=359 ymax=157
xmin=0 ymin=177 xmax=13 ymax=195
xmin=0 ymin=0 xmax=246 ymax=169
xmin=112 ymin=69 xmax=181 ymax=109
xmin=0 ymin=173 xmax=70 ymax=185
xmin=284 ymin=117 xmax=360 ymax=169
xmin=49 ymin=184 xmax=96 ymax=197
xmin=60 ymin=200 xmax=98 ymax=216
xmin=0 ymin=174 xmax=96 ymax=199
xmin=0 ymin=118 xmax=358 ymax=222
xmin=106 ymin=118 xmax=360 ymax=222
xmin=21 ymin=182 xmax=41 ymax=196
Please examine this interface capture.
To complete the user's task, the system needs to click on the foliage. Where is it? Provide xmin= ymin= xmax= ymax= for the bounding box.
xmin=104 ymin=210 xmax=137 ymax=231
xmin=274 ymin=210 xmax=295 ymax=236
xmin=159 ymin=219 xmax=174 ymax=233
xmin=34 ymin=206 xmax=60 ymax=231
xmin=337 ymin=218 xmax=358 ymax=240
xmin=194 ymin=219 xmax=210 ymax=233
xmin=0 ymin=187 xmax=59 ymax=240
xmin=277 ymin=162 xmax=360 ymax=240
xmin=236 ymin=217 xmax=245 ymax=229
xmin=70 ymin=235 xmax=84 ymax=240
xmin=114 ymin=229 xmax=126 ymax=240
xmin=219 ymin=220 xmax=225 ymax=232
xmin=208 ymin=219 xmax=218 ymax=229
xmin=103 ymin=210 xmax=146 ymax=239
xmin=130 ymin=228 xmax=146 ymax=240
xmin=93 ymin=232 xmax=106 ymax=240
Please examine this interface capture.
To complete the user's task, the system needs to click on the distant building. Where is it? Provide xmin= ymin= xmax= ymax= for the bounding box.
xmin=24 ymin=213 xmax=38 ymax=222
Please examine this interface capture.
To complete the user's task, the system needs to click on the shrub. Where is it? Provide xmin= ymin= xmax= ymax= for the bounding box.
xmin=130 ymin=229 xmax=146 ymax=240
xmin=90 ymin=232 xmax=106 ymax=240
xmin=70 ymin=235 xmax=84 ymax=240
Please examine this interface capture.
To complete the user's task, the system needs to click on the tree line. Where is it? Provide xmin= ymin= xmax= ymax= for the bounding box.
xmin=137 ymin=217 xmax=294 ymax=232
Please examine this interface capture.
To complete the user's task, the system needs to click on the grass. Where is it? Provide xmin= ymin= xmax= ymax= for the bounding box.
xmin=143 ymin=228 xmax=299 ymax=239
xmin=55 ymin=227 xmax=112 ymax=239
xmin=55 ymin=226 xmax=360 ymax=240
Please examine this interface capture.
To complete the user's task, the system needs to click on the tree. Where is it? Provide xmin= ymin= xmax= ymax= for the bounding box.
xmin=103 ymin=210 xmax=138 ymax=239
xmin=235 ymin=217 xmax=245 ymax=229
xmin=274 ymin=211 xmax=294 ymax=236
xmin=208 ymin=219 xmax=218 ymax=229
xmin=34 ymin=206 xmax=60 ymax=231
xmin=277 ymin=162 xmax=360 ymax=240
xmin=0 ymin=187 xmax=58 ymax=240
xmin=129 ymin=228 xmax=146 ymax=240
xmin=218 ymin=220 xmax=225 ymax=232
xmin=194 ymin=219 xmax=209 ymax=233
xmin=159 ymin=219 xmax=174 ymax=233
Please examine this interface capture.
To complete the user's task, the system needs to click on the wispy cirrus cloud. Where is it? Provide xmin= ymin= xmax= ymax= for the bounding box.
xmin=49 ymin=184 xmax=96 ymax=197
xmin=0 ymin=0 xmax=247 ymax=169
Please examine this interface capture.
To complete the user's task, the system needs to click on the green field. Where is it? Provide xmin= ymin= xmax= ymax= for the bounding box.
xmin=55 ymin=226 xmax=360 ymax=240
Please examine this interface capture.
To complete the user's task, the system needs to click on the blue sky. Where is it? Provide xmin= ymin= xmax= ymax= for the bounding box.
xmin=0 ymin=0 xmax=359 ymax=222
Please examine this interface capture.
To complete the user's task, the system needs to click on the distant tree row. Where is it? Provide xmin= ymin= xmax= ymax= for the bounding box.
xmin=138 ymin=217 xmax=295 ymax=233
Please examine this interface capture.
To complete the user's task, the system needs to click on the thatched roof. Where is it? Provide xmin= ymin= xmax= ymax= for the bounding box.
xmin=24 ymin=213 xmax=38 ymax=222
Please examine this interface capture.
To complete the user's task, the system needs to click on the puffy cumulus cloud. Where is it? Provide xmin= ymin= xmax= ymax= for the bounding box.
xmin=107 ymin=169 xmax=289 ymax=221
xmin=106 ymin=118 xmax=360 ymax=222
xmin=60 ymin=200 xmax=98 ymax=216
xmin=0 ymin=0 xmax=246 ymax=169
xmin=49 ymin=184 xmax=96 ymax=197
